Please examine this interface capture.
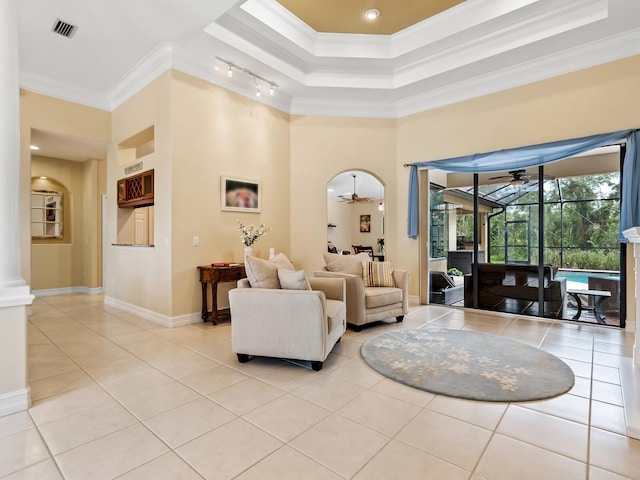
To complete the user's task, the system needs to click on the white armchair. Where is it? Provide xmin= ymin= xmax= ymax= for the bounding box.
xmin=228 ymin=276 xmax=346 ymax=371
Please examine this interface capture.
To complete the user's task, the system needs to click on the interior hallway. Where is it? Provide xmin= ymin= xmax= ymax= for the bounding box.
xmin=1 ymin=295 xmax=639 ymax=479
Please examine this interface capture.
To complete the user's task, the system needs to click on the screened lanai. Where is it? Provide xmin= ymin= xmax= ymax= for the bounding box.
xmin=423 ymin=143 xmax=626 ymax=327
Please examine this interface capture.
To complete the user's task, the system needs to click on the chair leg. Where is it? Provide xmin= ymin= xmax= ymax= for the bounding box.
xmin=311 ymin=361 xmax=323 ymax=371
xmin=396 ymin=315 xmax=404 ymax=323
xmin=237 ymin=353 xmax=250 ymax=363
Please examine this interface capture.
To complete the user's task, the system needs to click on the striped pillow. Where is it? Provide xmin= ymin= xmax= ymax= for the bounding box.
xmin=362 ymin=261 xmax=395 ymax=287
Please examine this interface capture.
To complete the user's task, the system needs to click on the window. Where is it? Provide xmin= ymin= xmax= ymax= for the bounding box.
xmin=31 ymin=191 xmax=63 ymax=238
xmin=429 ymin=185 xmax=448 ymax=259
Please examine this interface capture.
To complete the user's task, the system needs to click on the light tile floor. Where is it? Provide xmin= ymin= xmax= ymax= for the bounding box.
xmin=2 ymin=294 xmax=640 ymax=479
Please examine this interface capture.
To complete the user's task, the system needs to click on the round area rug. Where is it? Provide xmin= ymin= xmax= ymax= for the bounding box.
xmin=361 ymin=328 xmax=575 ymax=402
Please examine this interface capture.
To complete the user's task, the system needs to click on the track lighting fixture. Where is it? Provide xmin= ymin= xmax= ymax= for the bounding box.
xmin=254 ymin=77 xmax=261 ymax=97
xmin=215 ymin=56 xmax=278 ymax=98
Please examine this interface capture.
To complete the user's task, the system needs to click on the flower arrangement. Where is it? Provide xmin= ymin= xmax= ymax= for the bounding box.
xmin=236 ymin=220 xmax=269 ymax=247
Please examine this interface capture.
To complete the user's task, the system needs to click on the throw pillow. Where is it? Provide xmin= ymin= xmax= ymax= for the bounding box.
xmin=362 ymin=261 xmax=395 ymax=287
xmin=278 ymin=269 xmax=311 ymax=290
xmin=323 ymin=252 xmax=370 ymax=276
xmin=269 ymin=252 xmax=295 ymax=271
xmin=244 ymin=255 xmax=280 ymax=289
xmin=244 ymin=253 xmax=297 ymax=289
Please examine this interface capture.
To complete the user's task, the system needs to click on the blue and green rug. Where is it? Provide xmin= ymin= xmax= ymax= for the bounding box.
xmin=361 ymin=328 xmax=575 ymax=402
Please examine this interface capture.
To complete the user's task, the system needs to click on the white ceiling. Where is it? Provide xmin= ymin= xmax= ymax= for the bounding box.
xmin=327 ymin=171 xmax=383 ymax=203
xmin=18 ymin=0 xmax=640 ymax=121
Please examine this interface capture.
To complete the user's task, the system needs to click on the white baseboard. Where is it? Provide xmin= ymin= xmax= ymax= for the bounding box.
xmin=33 ymin=286 xmax=104 ymax=297
xmin=104 ymin=296 xmax=202 ymax=328
xmin=0 ymin=388 xmax=30 ymax=418
xmin=620 ymin=357 xmax=640 ymax=439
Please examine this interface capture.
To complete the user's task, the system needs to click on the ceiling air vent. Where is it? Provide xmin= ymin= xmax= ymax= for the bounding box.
xmin=51 ymin=18 xmax=77 ymax=38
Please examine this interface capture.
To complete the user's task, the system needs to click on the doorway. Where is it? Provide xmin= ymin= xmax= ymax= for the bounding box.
xmin=326 ymin=170 xmax=385 ymax=258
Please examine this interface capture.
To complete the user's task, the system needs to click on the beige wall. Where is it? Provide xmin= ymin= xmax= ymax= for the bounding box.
xmin=290 ymin=116 xmax=398 ymax=273
xmin=169 ymin=71 xmax=291 ymax=316
xmin=107 ymin=72 xmax=172 ymax=315
xmin=18 ymin=53 xmax=640 ymax=318
xmin=397 ymin=54 xmax=640 ymax=297
xmin=105 ymin=71 xmax=291 ymax=318
xmin=20 ymin=91 xmax=109 ymax=289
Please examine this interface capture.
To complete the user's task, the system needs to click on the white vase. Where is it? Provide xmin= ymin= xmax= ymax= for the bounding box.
xmin=243 ymin=246 xmax=253 ymax=263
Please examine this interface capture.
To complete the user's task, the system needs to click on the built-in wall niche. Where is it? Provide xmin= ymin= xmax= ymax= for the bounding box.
xmin=117 ymin=125 xmax=154 ymax=165
xmin=116 ymin=205 xmax=154 ymax=246
xmin=114 ymin=125 xmax=155 ymax=246
xmin=31 ymin=191 xmax=63 ymax=238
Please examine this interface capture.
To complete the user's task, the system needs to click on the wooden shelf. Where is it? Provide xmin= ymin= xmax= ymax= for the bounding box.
xmin=117 ymin=169 xmax=154 ymax=208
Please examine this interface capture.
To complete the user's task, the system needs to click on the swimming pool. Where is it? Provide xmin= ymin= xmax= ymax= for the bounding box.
xmin=555 ymin=270 xmax=620 ymax=286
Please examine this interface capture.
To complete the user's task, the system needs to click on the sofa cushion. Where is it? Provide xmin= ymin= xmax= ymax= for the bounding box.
xmin=364 ymin=287 xmax=403 ymax=308
xmin=362 ymin=261 xmax=395 ymax=287
xmin=277 ymin=269 xmax=311 ymax=290
xmin=323 ymin=252 xmax=370 ymax=276
xmin=245 ymin=253 xmax=295 ymax=289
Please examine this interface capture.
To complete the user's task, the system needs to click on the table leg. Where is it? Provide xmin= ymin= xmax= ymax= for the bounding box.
xmin=211 ymin=281 xmax=219 ymax=325
xmin=200 ymin=282 xmax=209 ymax=321
xmin=569 ymin=292 xmax=582 ymax=320
xmin=593 ymin=295 xmax=607 ymax=324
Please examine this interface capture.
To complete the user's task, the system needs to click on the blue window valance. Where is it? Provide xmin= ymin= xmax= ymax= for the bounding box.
xmin=406 ymin=129 xmax=638 ymax=240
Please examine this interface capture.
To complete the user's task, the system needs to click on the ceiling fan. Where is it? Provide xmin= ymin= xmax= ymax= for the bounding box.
xmin=487 ymin=169 xmax=554 ymax=186
xmin=339 ymin=174 xmax=373 ymax=203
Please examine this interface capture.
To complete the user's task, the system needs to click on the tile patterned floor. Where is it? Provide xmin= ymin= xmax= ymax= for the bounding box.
xmin=2 ymin=294 xmax=639 ymax=479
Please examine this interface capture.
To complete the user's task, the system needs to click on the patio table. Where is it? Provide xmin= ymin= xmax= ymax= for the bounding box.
xmin=567 ymin=289 xmax=611 ymax=324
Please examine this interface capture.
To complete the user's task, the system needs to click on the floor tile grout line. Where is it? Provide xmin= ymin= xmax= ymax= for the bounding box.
xmin=585 ymin=328 xmax=597 ymax=480
xmin=23 ymin=295 xmax=637 ymax=479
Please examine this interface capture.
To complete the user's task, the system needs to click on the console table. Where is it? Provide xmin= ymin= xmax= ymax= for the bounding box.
xmin=197 ymin=264 xmax=246 ymax=324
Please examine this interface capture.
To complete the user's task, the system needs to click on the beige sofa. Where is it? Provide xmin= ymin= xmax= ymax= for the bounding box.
xmin=229 ymin=276 xmax=346 ymax=371
xmin=315 ymin=253 xmax=409 ymax=331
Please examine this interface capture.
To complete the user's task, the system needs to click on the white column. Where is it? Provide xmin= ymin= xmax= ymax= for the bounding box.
xmin=620 ymin=227 xmax=640 ymax=438
xmin=0 ymin=0 xmax=33 ymax=417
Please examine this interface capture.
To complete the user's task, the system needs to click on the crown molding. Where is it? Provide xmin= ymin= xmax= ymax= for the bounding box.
xmin=19 ymin=71 xmax=111 ymax=111
xmin=209 ymin=0 xmax=607 ymax=91
xmin=290 ymin=97 xmax=398 ymax=119
xmin=396 ymin=26 xmax=640 ymax=118
xmin=18 ymin=17 xmax=640 ymax=120
xmin=107 ymin=43 xmax=174 ymax=110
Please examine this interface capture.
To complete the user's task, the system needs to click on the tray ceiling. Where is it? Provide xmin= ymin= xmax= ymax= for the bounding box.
xmin=17 ymin=0 xmax=640 ymax=118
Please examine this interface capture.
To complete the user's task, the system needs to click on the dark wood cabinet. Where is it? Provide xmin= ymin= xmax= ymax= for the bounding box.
xmin=448 ymin=250 xmax=484 ymax=275
xmin=117 ymin=169 xmax=154 ymax=208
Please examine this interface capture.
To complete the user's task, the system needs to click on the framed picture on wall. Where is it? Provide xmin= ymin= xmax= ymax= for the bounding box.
xmin=360 ymin=214 xmax=371 ymax=233
xmin=221 ymin=176 xmax=261 ymax=212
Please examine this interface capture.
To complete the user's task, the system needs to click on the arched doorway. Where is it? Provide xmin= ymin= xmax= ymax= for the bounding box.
xmin=327 ymin=170 xmax=385 ymax=258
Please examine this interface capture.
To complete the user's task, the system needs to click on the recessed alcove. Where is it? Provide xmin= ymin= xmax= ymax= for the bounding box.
xmin=117 ymin=125 xmax=155 ymax=165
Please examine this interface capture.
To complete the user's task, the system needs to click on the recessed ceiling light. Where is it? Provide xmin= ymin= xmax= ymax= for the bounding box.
xmin=30 ymin=145 xmax=39 ymax=150
xmin=365 ymin=8 xmax=380 ymax=20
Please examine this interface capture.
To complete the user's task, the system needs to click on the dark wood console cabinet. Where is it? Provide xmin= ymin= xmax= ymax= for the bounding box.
xmin=448 ymin=250 xmax=484 ymax=275
xmin=197 ymin=264 xmax=246 ymax=324
xmin=117 ymin=169 xmax=154 ymax=208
